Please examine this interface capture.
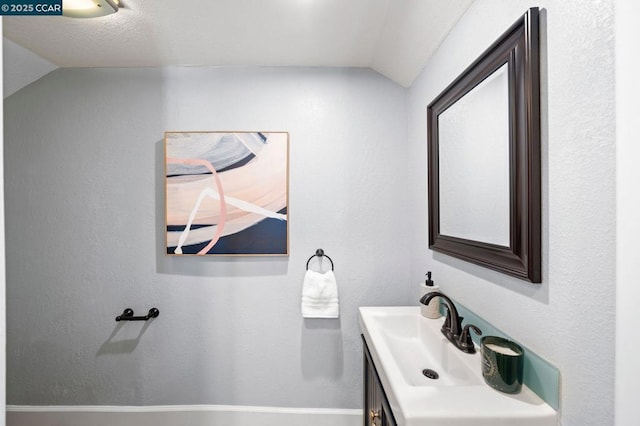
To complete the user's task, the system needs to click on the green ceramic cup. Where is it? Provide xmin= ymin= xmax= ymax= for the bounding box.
xmin=481 ymin=336 xmax=524 ymax=394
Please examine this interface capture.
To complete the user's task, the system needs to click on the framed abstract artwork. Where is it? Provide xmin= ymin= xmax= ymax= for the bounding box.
xmin=165 ymin=131 xmax=289 ymax=256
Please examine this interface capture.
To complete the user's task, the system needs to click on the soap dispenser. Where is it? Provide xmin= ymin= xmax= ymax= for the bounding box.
xmin=420 ymin=272 xmax=441 ymax=319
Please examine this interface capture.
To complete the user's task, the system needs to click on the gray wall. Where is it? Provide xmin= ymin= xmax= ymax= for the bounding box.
xmin=4 ymin=1 xmax=620 ymax=424
xmin=408 ymin=1 xmax=615 ymax=425
xmin=616 ymin=1 xmax=640 ymax=424
xmin=4 ymin=66 xmax=410 ymax=407
xmin=3 ymin=37 xmax=57 ymax=99
xmin=0 ymin=19 xmax=6 ymax=426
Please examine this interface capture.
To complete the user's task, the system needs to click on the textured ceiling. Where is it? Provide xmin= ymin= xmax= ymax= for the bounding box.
xmin=3 ymin=0 xmax=473 ymax=87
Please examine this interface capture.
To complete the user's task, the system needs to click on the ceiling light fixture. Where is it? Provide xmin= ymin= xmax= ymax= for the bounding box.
xmin=63 ymin=0 xmax=119 ymax=18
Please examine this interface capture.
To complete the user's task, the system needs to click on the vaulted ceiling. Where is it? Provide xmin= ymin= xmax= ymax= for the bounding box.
xmin=4 ymin=0 xmax=473 ymax=87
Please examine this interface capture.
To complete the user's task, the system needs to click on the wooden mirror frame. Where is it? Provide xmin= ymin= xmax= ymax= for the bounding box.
xmin=427 ymin=8 xmax=541 ymax=283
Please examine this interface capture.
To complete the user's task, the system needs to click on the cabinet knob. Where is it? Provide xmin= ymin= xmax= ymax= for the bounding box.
xmin=369 ymin=409 xmax=381 ymax=426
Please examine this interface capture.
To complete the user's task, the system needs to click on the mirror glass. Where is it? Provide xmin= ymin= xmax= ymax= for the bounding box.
xmin=438 ymin=64 xmax=510 ymax=246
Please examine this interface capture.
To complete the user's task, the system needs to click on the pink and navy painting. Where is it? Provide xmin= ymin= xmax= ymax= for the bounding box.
xmin=165 ymin=131 xmax=289 ymax=255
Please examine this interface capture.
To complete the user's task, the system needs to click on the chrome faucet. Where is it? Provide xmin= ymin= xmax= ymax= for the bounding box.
xmin=419 ymin=291 xmax=482 ymax=354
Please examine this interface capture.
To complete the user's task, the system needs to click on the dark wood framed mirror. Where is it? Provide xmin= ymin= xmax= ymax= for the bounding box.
xmin=427 ymin=8 xmax=541 ymax=283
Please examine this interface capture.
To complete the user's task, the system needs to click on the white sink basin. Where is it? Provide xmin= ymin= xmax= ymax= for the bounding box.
xmin=359 ymin=306 xmax=557 ymax=426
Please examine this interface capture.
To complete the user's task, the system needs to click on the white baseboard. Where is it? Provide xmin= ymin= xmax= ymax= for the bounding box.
xmin=7 ymin=404 xmax=363 ymax=426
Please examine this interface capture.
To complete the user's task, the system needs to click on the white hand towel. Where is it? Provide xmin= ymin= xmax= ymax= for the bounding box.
xmin=301 ymin=270 xmax=339 ymax=318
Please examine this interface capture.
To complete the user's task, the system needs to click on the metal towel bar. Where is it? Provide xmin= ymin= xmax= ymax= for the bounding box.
xmin=115 ymin=308 xmax=160 ymax=322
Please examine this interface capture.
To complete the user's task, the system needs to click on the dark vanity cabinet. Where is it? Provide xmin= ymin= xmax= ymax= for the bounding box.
xmin=363 ymin=336 xmax=397 ymax=426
